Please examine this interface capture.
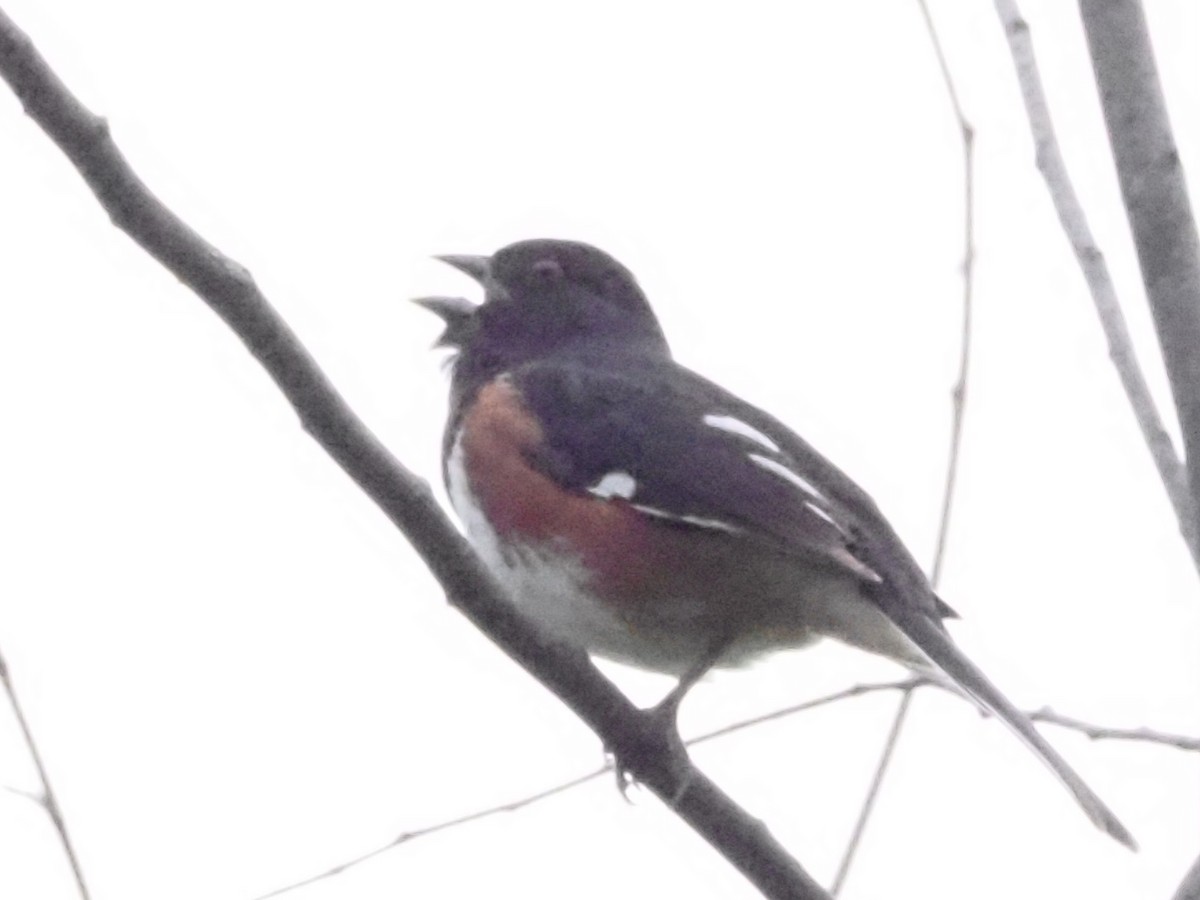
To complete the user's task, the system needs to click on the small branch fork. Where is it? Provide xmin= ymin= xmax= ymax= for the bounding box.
xmin=0 ymin=650 xmax=91 ymax=900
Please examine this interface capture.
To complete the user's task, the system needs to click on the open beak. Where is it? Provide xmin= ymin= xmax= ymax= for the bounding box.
xmin=411 ymin=295 xmax=478 ymax=348
xmin=412 ymin=254 xmax=490 ymax=349
xmin=434 ymin=254 xmax=491 ymax=285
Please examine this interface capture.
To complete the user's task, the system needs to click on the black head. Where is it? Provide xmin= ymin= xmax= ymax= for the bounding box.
xmin=415 ymin=239 xmax=670 ymax=384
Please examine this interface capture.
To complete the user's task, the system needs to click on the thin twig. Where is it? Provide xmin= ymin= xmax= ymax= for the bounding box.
xmin=928 ymin=60 xmax=975 ymax=589
xmin=830 ymin=3 xmax=976 ymax=894
xmin=688 ymin=678 xmax=925 ymax=746
xmin=1029 ymin=707 xmax=1200 ymax=752
xmin=994 ymin=0 xmax=1200 ymax=571
xmin=252 ymin=768 xmax=610 ymax=900
xmin=0 ymin=10 xmax=829 ymax=900
xmin=0 ymin=650 xmax=91 ymax=900
xmin=830 ymin=688 xmax=914 ymax=897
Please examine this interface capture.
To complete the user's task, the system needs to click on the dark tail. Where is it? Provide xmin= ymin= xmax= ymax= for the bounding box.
xmin=890 ymin=606 xmax=1136 ymax=850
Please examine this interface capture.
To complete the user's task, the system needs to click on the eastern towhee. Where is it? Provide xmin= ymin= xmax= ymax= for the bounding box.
xmin=415 ymin=238 xmax=1133 ymax=848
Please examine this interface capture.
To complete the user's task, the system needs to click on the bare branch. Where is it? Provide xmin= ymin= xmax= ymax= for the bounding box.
xmin=831 ymin=3 xmax=977 ymax=893
xmin=0 ymin=9 xmax=829 ymax=899
xmin=0 ymin=650 xmax=91 ymax=900
xmin=254 ymin=768 xmax=611 ymax=900
xmin=927 ymin=28 xmax=976 ymax=591
xmin=4 ymin=784 xmax=46 ymax=804
xmin=994 ymin=0 xmax=1200 ymax=571
xmin=690 ymin=678 xmax=925 ymax=746
xmin=831 ymin=688 xmax=914 ymax=897
xmin=1029 ymin=707 xmax=1200 ymax=752
xmin=1079 ymin=0 xmax=1200 ymax=544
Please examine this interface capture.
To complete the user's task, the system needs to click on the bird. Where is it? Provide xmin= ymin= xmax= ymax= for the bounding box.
xmin=414 ymin=237 xmax=1134 ymax=849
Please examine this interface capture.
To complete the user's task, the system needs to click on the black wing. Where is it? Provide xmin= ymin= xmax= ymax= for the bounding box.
xmin=512 ymin=356 xmax=892 ymax=590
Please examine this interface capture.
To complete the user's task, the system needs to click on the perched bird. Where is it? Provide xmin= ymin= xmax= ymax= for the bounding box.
xmin=416 ymin=238 xmax=1133 ymax=848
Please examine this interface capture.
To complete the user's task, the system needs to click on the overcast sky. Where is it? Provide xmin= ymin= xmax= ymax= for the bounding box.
xmin=2 ymin=2 xmax=1198 ymax=899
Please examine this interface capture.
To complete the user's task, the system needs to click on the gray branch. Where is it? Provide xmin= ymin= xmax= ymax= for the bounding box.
xmin=1074 ymin=6 xmax=1200 ymax=895
xmin=1080 ymin=0 xmax=1200 ymax=545
xmin=995 ymin=0 xmax=1200 ymax=571
xmin=0 ymin=8 xmax=829 ymax=899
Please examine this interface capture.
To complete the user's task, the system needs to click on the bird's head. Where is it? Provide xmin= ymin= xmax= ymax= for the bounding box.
xmin=414 ymin=239 xmax=669 ymax=379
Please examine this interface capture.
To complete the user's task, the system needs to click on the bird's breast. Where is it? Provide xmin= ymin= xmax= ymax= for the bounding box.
xmin=448 ymin=377 xmax=673 ymax=601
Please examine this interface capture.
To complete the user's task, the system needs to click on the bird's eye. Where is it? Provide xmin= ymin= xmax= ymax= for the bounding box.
xmin=532 ymin=258 xmax=564 ymax=279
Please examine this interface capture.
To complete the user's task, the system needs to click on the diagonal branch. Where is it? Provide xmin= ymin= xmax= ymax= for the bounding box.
xmin=994 ymin=0 xmax=1200 ymax=572
xmin=0 ymin=9 xmax=828 ymax=900
xmin=1079 ymin=0 xmax=1200 ymax=547
xmin=1076 ymin=7 xmax=1200 ymax=895
xmin=0 ymin=649 xmax=91 ymax=900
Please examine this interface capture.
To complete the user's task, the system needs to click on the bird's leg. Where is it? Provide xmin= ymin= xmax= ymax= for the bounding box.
xmin=612 ymin=634 xmax=733 ymax=803
xmin=624 ymin=634 xmax=734 ymax=804
xmin=651 ymin=634 xmax=734 ymax=730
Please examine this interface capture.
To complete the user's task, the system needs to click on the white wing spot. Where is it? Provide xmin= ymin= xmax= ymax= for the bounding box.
xmin=804 ymin=500 xmax=840 ymax=529
xmin=703 ymin=414 xmax=781 ymax=453
xmin=632 ymin=504 xmax=741 ymax=534
xmin=588 ymin=471 xmax=637 ymax=500
xmin=749 ymin=453 xmax=828 ymax=500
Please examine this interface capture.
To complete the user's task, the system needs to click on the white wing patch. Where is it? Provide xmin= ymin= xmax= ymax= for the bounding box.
xmin=804 ymin=500 xmax=845 ymax=533
xmin=632 ymin=503 xmax=741 ymax=534
xmin=587 ymin=470 xmax=637 ymax=500
xmin=586 ymin=468 xmax=739 ymax=533
xmin=748 ymin=453 xmax=828 ymax=501
xmin=703 ymin=414 xmax=781 ymax=453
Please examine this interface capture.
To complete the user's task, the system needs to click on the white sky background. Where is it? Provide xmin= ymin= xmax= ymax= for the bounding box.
xmin=1 ymin=1 xmax=1198 ymax=898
